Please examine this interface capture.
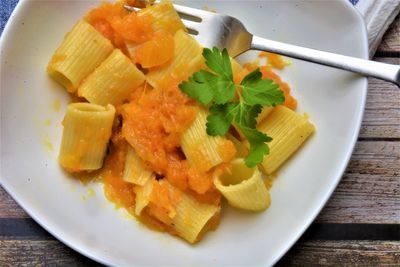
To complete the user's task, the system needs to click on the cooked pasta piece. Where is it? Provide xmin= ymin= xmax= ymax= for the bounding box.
xmin=78 ymin=49 xmax=145 ymax=106
xmin=172 ymin=190 xmax=220 ymax=243
xmin=146 ymin=30 xmax=204 ymax=89
xmin=134 ymin=177 xmax=154 ymax=216
xmin=226 ymin=133 xmax=248 ymax=158
xmin=230 ymin=57 xmax=249 ymax=84
xmin=123 ymin=144 xmax=153 ymax=185
xmin=230 ymin=57 xmax=243 ymax=76
xmin=258 ymin=106 xmax=315 ymax=174
xmin=181 ymin=107 xmax=235 ymax=172
xmin=125 ymin=42 xmax=140 ymax=60
xmin=256 ymin=106 xmax=274 ymax=124
xmin=126 ymin=1 xmax=184 ymax=60
xmin=59 ymin=103 xmax=115 ymax=172
xmin=214 ymin=159 xmax=270 ymax=211
xmin=47 ymin=20 xmax=113 ymax=92
xmin=181 ymin=107 xmax=208 ymax=149
xmin=136 ymin=178 xmax=219 ymax=243
xmin=137 ymin=0 xmax=186 ymax=34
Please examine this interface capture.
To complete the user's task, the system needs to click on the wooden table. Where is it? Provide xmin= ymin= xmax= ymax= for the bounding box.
xmin=1 ymin=16 xmax=399 ymax=267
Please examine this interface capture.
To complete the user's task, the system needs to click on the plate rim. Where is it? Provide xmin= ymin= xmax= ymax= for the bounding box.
xmin=0 ymin=0 xmax=369 ymax=266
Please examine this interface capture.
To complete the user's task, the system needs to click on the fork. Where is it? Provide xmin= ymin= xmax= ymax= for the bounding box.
xmin=126 ymin=3 xmax=400 ymax=87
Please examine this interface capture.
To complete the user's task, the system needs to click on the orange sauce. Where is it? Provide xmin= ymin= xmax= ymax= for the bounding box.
xmin=85 ymin=2 xmax=129 ymax=52
xmin=260 ymin=65 xmax=297 ymax=110
xmin=47 ymin=54 xmax=67 ymax=70
xmin=102 ymin=134 xmax=136 ymax=215
xmin=134 ymin=33 xmax=174 ymax=68
xmin=259 ymin=51 xmax=289 ymax=70
xmin=244 ymin=61 xmax=297 ymax=110
xmin=121 ymin=81 xmax=225 ymax=204
xmin=146 ymin=180 xmax=181 ymax=225
xmin=218 ymin=139 xmax=237 ymax=162
xmin=111 ymin=12 xmax=154 ymax=43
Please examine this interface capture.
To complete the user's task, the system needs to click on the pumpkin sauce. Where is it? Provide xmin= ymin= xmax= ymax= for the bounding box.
xmin=75 ymin=1 xmax=296 ymax=241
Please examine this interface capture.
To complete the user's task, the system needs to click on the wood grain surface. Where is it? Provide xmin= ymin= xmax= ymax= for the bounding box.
xmin=376 ymin=14 xmax=399 ymax=55
xmin=277 ymin=241 xmax=400 ymax=266
xmin=1 ymin=10 xmax=399 ymax=267
xmin=360 ymin=67 xmax=400 ymax=139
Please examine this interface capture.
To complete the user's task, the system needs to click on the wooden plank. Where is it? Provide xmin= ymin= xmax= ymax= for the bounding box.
xmin=278 ymin=240 xmax=400 ymax=266
xmin=0 ymin=239 xmax=398 ymax=266
xmin=0 ymin=240 xmax=101 ymax=267
xmin=0 ymin=186 xmax=28 ymax=218
xmin=376 ymin=15 xmax=400 ymax=54
xmin=360 ymin=58 xmax=400 ymax=139
xmin=316 ymin=141 xmax=400 ymax=224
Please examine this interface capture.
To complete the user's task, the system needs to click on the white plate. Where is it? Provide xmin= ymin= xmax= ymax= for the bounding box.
xmin=0 ymin=0 xmax=368 ymax=266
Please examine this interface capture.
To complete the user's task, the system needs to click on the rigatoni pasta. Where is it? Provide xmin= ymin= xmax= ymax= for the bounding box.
xmin=226 ymin=133 xmax=248 ymax=158
xmin=257 ymin=106 xmax=274 ymax=124
xmin=134 ymin=177 xmax=154 ymax=216
xmin=59 ymin=103 xmax=115 ymax=172
xmin=123 ymin=145 xmax=154 ymax=185
xmin=146 ymin=30 xmax=205 ymax=89
xmin=137 ymin=1 xmax=186 ymax=34
xmin=48 ymin=0 xmax=315 ymax=244
xmin=47 ymin=20 xmax=113 ymax=92
xmin=78 ymin=49 xmax=145 ymax=106
xmin=172 ymin=187 xmax=220 ymax=243
xmin=181 ymin=107 xmax=235 ymax=172
xmin=126 ymin=1 xmax=184 ymax=58
xmin=258 ymin=106 xmax=315 ymax=174
xmin=214 ymin=159 xmax=270 ymax=211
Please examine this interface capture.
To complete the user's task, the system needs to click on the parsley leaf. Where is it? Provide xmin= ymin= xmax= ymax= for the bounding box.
xmin=235 ymin=102 xmax=262 ymax=129
xmin=179 ymin=71 xmax=214 ymax=105
xmin=233 ymin=103 xmax=273 ymax=167
xmin=236 ymin=125 xmax=272 ymax=168
xmin=179 ymin=47 xmax=236 ymax=105
xmin=241 ymin=68 xmax=284 ymax=106
xmin=203 ymin=47 xmax=233 ymax=81
xmin=179 ymin=47 xmax=285 ymax=167
xmin=206 ymin=103 xmax=237 ymax=136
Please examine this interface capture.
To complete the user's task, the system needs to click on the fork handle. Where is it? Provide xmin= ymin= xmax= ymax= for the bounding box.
xmin=251 ymin=36 xmax=400 ymax=87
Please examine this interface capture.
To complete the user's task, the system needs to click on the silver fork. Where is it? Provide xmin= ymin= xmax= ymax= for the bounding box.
xmin=126 ymin=4 xmax=400 ymax=86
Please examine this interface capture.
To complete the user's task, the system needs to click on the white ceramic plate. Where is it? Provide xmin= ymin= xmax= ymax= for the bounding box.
xmin=0 ymin=0 xmax=367 ymax=266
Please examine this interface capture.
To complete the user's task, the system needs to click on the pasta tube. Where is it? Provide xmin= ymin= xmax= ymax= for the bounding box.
xmin=78 ymin=49 xmax=145 ymax=106
xmin=258 ymin=106 xmax=315 ymax=174
xmin=257 ymin=106 xmax=274 ymax=124
xmin=137 ymin=179 xmax=220 ymax=243
xmin=214 ymin=159 xmax=270 ymax=211
xmin=137 ymin=0 xmax=186 ymax=34
xmin=225 ymin=133 xmax=248 ymax=158
xmin=181 ymin=107 xmax=235 ymax=172
xmin=126 ymin=1 xmax=185 ymax=59
xmin=230 ymin=57 xmax=249 ymax=84
xmin=59 ymin=103 xmax=115 ymax=172
xmin=134 ymin=177 xmax=154 ymax=216
xmin=172 ymin=191 xmax=220 ymax=243
xmin=123 ymin=145 xmax=153 ymax=185
xmin=47 ymin=20 xmax=113 ymax=92
xmin=146 ymin=30 xmax=204 ymax=89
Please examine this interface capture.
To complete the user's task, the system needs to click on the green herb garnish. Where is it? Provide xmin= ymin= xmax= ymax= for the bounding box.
xmin=179 ymin=47 xmax=284 ymax=167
